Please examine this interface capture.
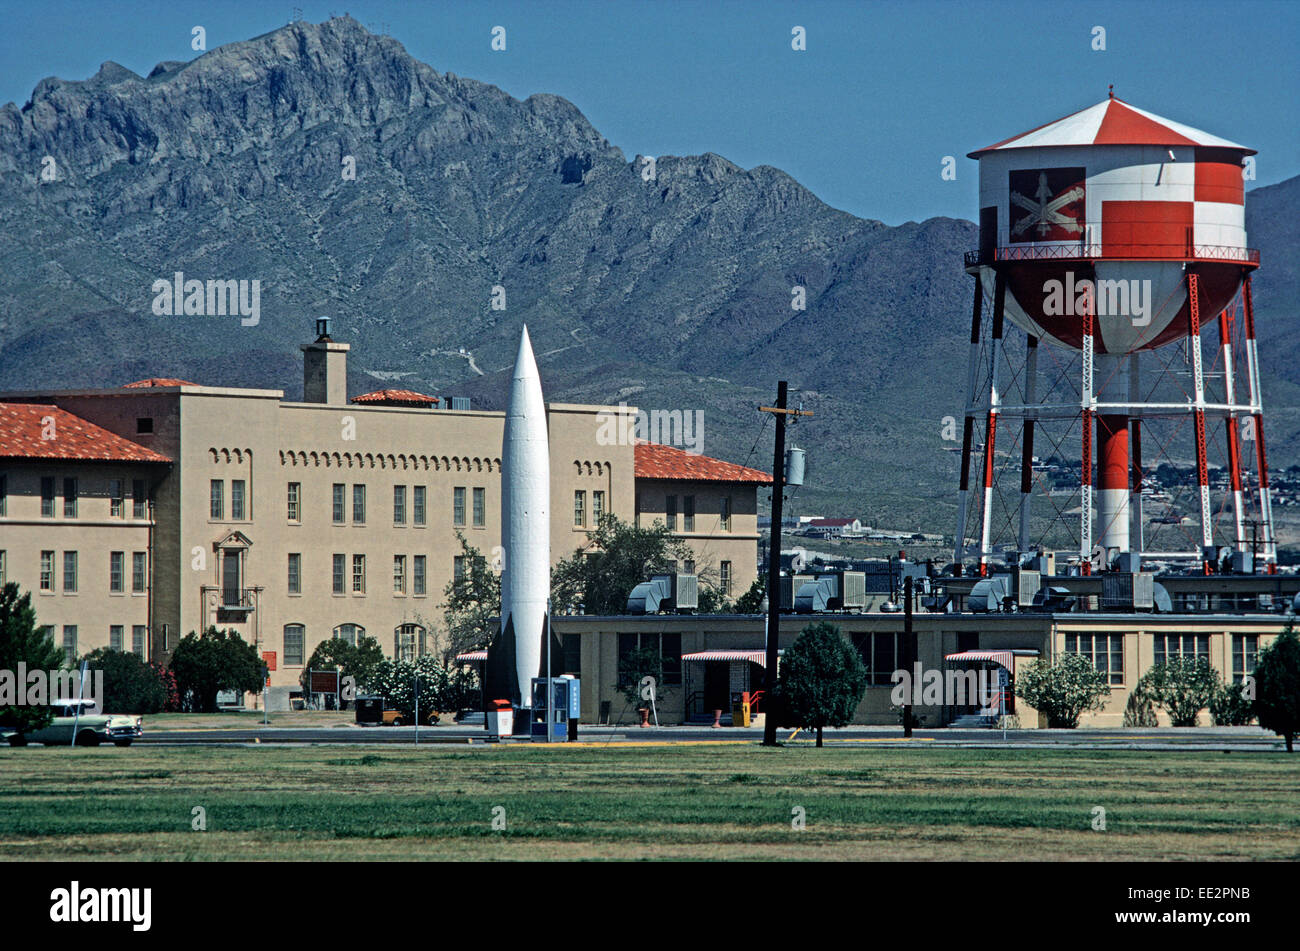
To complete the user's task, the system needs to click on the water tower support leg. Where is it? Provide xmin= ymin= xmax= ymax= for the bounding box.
xmin=977 ymin=273 xmax=1007 ymax=577
xmin=954 ymin=276 xmax=984 ymax=570
xmin=1080 ymin=307 xmax=1094 ymax=575
xmin=1218 ymin=307 xmax=1247 ymax=553
xmin=1017 ymin=336 xmax=1039 ymax=553
xmin=1240 ymin=276 xmax=1277 ymax=572
xmin=1129 ymin=353 xmax=1144 ymax=556
xmin=1186 ymin=273 xmax=1214 ymax=574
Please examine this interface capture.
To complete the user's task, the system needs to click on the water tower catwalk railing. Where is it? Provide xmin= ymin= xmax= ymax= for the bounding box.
xmin=953 ymin=257 xmax=1276 ymax=578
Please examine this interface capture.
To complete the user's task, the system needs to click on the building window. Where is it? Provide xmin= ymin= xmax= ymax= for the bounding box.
xmin=352 ymin=554 xmax=366 ymax=593
xmin=453 ymin=555 xmax=465 ymax=582
xmin=413 ymin=555 xmax=426 ymax=596
xmin=394 ymin=485 xmax=407 ymax=525
xmin=221 ymin=549 xmax=242 ymax=606
xmin=413 ymin=485 xmax=426 ymax=526
xmin=1232 ymin=635 xmax=1258 ymax=684
xmin=721 ymin=561 xmax=732 ymax=596
xmin=62 ymin=478 xmax=78 ymax=518
xmin=231 ymin=479 xmax=246 ymax=520
xmin=132 ymin=552 xmax=147 ymax=593
xmin=393 ymin=555 xmax=407 ymax=594
xmin=634 ymin=492 xmax=641 ymax=528
xmin=132 ymin=625 xmax=146 ymax=657
xmin=851 ymin=632 xmax=899 ymax=687
xmin=109 ymin=479 xmax=123 ymax=518
xmin=110 ymin=551 xmax=125 ymax=593
xmin=453 ymin=487 xmax=466 ymax=526
xmin=210 ymin=480 xmax=224 ymax=520
xmin=110 ymin=625 xmax=124 ymax=652
xmin=394 ymin=623 xmax=425 ymax=662
xmin=332 ymin=484 xmax=345 ymax=524
xmin=720 ymin=496 xmax=731 ymax=532
xmin=333 ymin=623 xmax=364 ymax=647
xmin=287 ymin=482 xmax=300 ymax=522
xmin=1153 ymin=633 xmax=1210 ymax=668
xmin=0 ymin=550 xmax=5 ymax=586
xmin=574 ymin=490 xmax=586 ymax=527
xmin=63 ymin=551 xmax=78 ymax=593
xmin=0 ymin=473 xmax=6 ymax=516
xmin=332 ymin=554 xmax=346 ymax=595
xmin=41 ymin=477 xmax=55 ymax=518
xmin=683 ymin=495 xmax=695 ymax=532
xmin=62 ymin=625 xmax=77 ymax=665
xmin=473 ymin=487 xmax=485 ymax=527
xmin=132 ymin=479 xmax=147 ymax=519
xmin=1065 ymin=633 xmax=1125 ymax=685
xmin=683 ymin=560 xmax=696 ymax=575
xmin=665 ymin=495 xmax=677 ymax=531
xmin=283 ymin=624 xmax=305 ymax=666
xmin=287 ymin=553 xmax=302 ymax=595
xmin=617 ymin=632 xmax=681 ymax=687
xmin=593 ymin=490 xmax=605 ymax=522
xmin=40 ymin=551 xmax=55 ymax=592
xmin=352 ymin=485 xmax=366 ymax=524
xmin=136 ymin=417 xmax=153 ymax=434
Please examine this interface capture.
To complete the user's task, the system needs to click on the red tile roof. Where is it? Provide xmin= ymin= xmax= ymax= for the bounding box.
xmin=634 ymin=441 xmax=771 ymax=484
xmin=0 ymin=404 xmax=171 ymax=463
xmin=122 ymin=378 xmax=197 ymax=388
xmin=350 ymin=388 xmax=439 ymax=406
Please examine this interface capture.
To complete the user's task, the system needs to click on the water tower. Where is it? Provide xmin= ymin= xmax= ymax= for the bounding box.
xmin=954 ymin=92 xmax=1275 ymax=576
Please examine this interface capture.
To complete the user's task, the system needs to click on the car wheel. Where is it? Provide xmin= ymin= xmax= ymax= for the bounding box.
xmin=114 ymin=740 xmax=133 ymax=747
xmin=6 ymin=734 xmax=27 ymax=747
xmin=391 ymin=718 xmax=403 ymax=727
xmin=75 ymin=731 xmax=101 ymax=747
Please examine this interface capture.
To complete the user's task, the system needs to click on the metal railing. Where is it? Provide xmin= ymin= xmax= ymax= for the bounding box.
xmin=965 ymin=244 xmax=1260 ymax=268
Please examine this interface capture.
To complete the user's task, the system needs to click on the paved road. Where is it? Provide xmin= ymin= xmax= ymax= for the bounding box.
xmin=131 ymin=724 xmax=1291 ymax=751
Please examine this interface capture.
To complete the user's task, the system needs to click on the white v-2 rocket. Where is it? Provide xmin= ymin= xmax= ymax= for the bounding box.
xmin=490 ymin=325 xmax=551 ymax=711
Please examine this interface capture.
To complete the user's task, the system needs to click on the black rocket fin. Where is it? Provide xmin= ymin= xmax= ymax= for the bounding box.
xmin=484 ymin=615 xmax=520 ymax=709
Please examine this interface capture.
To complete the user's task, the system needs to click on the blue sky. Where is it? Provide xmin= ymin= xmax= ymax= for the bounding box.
xmin=2 ymin=0 xmax=1296 ymax=224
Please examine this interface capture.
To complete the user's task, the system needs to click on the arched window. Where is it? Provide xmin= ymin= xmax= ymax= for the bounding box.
xmin=333 ymin=623 xmax=365 ymax=647
xmin=283 ymin=624 xmax=305 ymax=666
xmin=394 ymin=623 xmax=425 ymax=662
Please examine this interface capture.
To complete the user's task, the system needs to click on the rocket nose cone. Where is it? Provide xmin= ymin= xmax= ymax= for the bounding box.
xmin=513 ymin=326 xmax=539 ymax=383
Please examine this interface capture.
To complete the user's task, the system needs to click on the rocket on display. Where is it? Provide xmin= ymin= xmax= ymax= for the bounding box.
xmin=485 ymin=326 xmax=562 ymax=716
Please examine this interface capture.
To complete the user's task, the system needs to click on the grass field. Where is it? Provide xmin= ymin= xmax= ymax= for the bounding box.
xmin=1 ymin=744 xmax=1296 ymax=860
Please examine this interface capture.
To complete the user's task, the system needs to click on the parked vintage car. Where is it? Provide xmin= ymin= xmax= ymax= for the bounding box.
xmin=2 ymin=699 xmax=143 ymax=747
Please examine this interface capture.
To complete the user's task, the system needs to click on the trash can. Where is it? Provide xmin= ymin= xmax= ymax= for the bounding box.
xmin=732 ymin=692 xmax=752 ymax=728
xmin=486 ymin=699 xmax=514 ymax=738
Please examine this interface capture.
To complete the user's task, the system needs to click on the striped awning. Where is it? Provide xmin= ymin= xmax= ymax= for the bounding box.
xmin=944 ymin=650 xmax=1037 ymax=669
xmin=681 ymin=650 xmax=769 ymax=667
xmin=455 ymin=650 xmax=488 ymax=662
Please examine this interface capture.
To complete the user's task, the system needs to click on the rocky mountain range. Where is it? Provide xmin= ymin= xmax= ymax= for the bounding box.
xmin=1 ymin=16 xmax=1295 ymax=529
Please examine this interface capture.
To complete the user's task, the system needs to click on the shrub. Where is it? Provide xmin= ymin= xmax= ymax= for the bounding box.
xmin=1014 ymin=653 xmax=1110 ymax=728
xmin=1209 ymin=679 xmax=1255 ymax=726
xmin=1137 ymin=657 xmax=1219 ymax=727
xmin=79 ymin=648 xmax=172 ymax=714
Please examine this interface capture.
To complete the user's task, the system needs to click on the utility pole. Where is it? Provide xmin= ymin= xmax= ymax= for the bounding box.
xmin=759 ymin=382 xmax=812 ymax=746
xmin=903 ymin=575 xmax=914 ymax=738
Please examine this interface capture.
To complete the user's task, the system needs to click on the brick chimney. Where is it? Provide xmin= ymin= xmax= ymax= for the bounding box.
xmin=301 ymin=317 xmax=350 ymax=405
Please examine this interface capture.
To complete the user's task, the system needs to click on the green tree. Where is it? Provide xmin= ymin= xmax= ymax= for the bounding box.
xmin=0 ymin=583 xmax=65 ymax=735
xmin=79 ymin=648 xmax=170 ymax=714
xmin=777 ymin=621 xmax=868 ymax=747
xmin=1209 ymin=678 xmax=1255 ymax=726
xmin=442 ymin=533 xmax=500 ymax=659
xmin=1014 ymin=653 xmax=1110 ymax=728
xmin=1137 ymin=657 xmax=1219 ymax=727
xmin=618 ymin=646 xmax=668 ymax=709
xmin=1254 ymin=626 xmax=1300 ymax=752
xmin=299 ymin=634 xmax=385 ymax=703
xmin=170 ymin=627 xmax=265 ymax=713
xmin=734 ymin=577 xmax=766 ymax=614
xmin=551 ymin=514 xmax=694 ymax=615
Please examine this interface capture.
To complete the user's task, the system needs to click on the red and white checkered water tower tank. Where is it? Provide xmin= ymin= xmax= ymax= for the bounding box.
xmin=965 ymin=91 xmax=1255 ymax=353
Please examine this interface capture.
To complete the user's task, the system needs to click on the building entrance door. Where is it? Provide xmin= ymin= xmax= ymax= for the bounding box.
xmin=703 ymin=663 xmax=730 ymax=713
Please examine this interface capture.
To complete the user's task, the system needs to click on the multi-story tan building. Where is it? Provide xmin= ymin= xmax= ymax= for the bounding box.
xmin=0 ymin=322 xmax=769 ymax=705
